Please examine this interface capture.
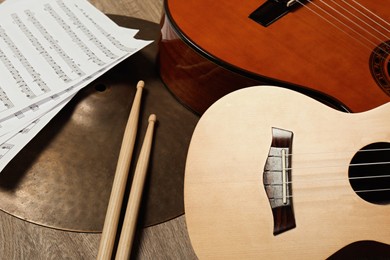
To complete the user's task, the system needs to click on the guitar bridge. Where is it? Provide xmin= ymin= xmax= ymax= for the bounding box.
xmin=249 ymin=0 xmax=302 ymax=27
xmin=263 ymin=127 xmax=296 ymax=235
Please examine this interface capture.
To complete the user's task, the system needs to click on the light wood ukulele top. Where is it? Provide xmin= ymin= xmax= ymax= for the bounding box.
xmin=184 ymin=86 xmax=390 ymax=259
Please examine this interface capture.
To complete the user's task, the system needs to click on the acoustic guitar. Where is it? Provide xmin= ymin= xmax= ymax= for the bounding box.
xmin=184 ymin=86 xmax=390 ymax=258
xmin=159 ymin=0 xmax=390 ymax=114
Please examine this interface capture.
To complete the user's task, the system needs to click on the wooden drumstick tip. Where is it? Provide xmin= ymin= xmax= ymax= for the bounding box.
xmin=148 ymin=114 xmax=157 ymax=122
xmin=137 ymin=80 xmax=145 ymax=89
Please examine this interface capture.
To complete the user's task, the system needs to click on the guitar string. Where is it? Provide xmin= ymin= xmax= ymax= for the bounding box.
xmin=345 ymin=0 xmax=390 ymax=33
xmin=280 ymin=1 xmax=388 ymax=197
xmin=324 ymin=0 xmax=390 ymax=41
xmin=342 ymin=0 xmax=390 ymax=54
xmin=264 ymin=1 xmax=390 ymax=198
xmin=352 ymin=0 xmax=390 ymax=31
xmin=297 ymin=0 xmax=390 ymax=55
xmin=301 ymin=0 xmax=390 ymax=50
xmin=329 ymin=0 xmax=390 ymax=54
xmin=296 ymin=0 xmax=390 ymax=56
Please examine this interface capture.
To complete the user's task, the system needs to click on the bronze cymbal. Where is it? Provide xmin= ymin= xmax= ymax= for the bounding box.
xmin=0 ymin=15 xmax=198 ymax=232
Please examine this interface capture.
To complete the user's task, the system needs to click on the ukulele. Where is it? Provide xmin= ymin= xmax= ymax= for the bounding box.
xmin=184 ymin=86 xmax=390 ymax=259
xmin=159 ymin=0 xmax=390 ymax=114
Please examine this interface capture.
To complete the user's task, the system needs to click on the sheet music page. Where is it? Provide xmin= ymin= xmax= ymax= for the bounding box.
xmin=0 ymin=96 xmax=70 ymax=172
xmin=0 ymin=41 xmax=139 ymax=138
xmin=0 ymin=0 xmax=150 ymax=121
xmin=0 ymin=0 xmax=152 ymax=171
xmin=0 ymin=31 xmax=144 ymax=172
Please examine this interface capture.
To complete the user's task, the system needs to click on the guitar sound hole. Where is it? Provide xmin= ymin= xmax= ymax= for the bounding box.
xmin=369 ymin=41 xmax=390 ymax=96
xmin=387 ymin=59 xmax=390 ymax=78
xmin=349 ymin=142 xmax=390 ymax=205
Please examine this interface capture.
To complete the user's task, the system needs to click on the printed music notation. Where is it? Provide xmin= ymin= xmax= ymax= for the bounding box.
xmin=0 ymin=86 xmax=14 ymax=111
xmin=44 ymin=3 xmax=106 ymax=66
xmin=0 ymin=26 xmax=50 ymax=96
xmin=0 ymin=143 xmax=14 ymax=160
xmin=0 ymin=0 xmax=152 ymax=172
xmin=24 ymin=9 xmax=86 ymax=78
xmin=76 ymin=4 xmax=138 ymax=53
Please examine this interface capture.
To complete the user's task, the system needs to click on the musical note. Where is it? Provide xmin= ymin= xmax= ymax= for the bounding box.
xmin=75 ymin=4 xmax=137 ymax=53
xmin=0 ymin=143 xmax=14 ymax=159
xmin=57 ymin=0 xmax=119 ymax=60
xmin=0 ymin=85 xmax=14 ymax=112
xmin=0 ymin=42 xmax=36 ymax=99
xmin=44 ymin=3 xmax=106 ymax=66
xmin=0 ymin=0 xmax=152 ymax=172
xmin=24 ymin=9 xmax=86 ymax=78
xmin=12 ymin=13 xmax=73 ymax=83
xmin=0 ymin=25 xmax=50 ymax=96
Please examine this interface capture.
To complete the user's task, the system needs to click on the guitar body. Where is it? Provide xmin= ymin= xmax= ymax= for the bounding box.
xmin=159 ymin=0 xmax=390 ymax=114
xmin=184 ymin=86 xmax=390 ymax=258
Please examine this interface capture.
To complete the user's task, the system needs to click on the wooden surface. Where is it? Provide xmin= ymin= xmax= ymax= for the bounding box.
xmin=4 ymin=1 xmax=386 ymax=259
xmin=0 ymin=0 xmax=197 ymax=259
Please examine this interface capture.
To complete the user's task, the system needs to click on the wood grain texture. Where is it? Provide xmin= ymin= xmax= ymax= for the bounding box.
xmin=184 ymin=86 xmax=390 ymax=259
xmin=97 ymin=81 xmax=144 ymax=260
xmin=116 ymin=114 xmax=156 ymax=259
xmin=158 ymin=22 xmax=263 ymax=114
xmin=0 ymin=211 xmax=197 ymax=260
xmin=88 ymin=0 xmax=163 ymax=24
xmin=161 ymin=0 xmax=390 ymax=113
xmin=0 ymin=0 xmax=198 ymax=259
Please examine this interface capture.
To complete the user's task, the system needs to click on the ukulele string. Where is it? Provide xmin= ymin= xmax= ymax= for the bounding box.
xmin=268 ymin=176 xmax=390 ymax=197
xmin=267 ymin=148 xmax=390 ymax=188
xmin=265 ymin=1 xmax=390 ymax=200
xmin=270 ymin=186 xmax=390 ymax=200
xmin=276 ymin=147 xmax=390 ymax=158
xmin=296 ymin=0 xmax=390 ymax=56
xmin=269 ymin=149 xmax=390 ymax=174
xmin=284 ymin=160 xmax=390 ymax=171
xmin=276 ymin=173 xmax=390 ymax=184
xmin=266 ymin=178 xmax=390 ymax=198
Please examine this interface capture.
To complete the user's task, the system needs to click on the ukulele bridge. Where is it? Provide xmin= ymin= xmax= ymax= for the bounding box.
xmin=263 ymin=127 xmax=296 ymax=235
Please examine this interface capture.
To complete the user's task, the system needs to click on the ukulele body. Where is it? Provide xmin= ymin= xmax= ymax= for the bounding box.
xmin=184 ymin=86 xmax=390 ymax=259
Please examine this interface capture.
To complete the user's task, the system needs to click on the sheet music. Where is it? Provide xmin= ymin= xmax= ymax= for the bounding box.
xmin=0 ymin=95 xmax=70 ymax=172
xmin=0 ymin=0 xmax=152 ymax=172
xmin=0 ymin=0 xmax=150 ymax=118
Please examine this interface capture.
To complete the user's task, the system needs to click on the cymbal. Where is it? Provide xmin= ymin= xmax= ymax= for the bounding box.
xmin=0 ymin=15 xmax=198 ymax=232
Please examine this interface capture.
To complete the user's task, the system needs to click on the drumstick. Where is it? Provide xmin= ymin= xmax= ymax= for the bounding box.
xmin=115 ymin=114 xmax=157 ymax=260
xmin=97 ymin=80 xmax=144 ymax=260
